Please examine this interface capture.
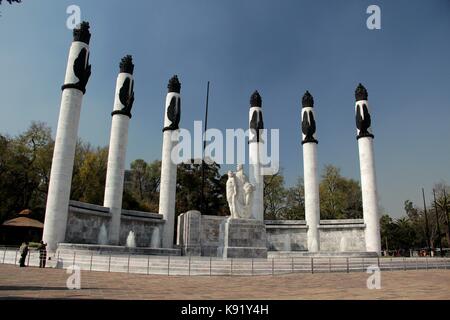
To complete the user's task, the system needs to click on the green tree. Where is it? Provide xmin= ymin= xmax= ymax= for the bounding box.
xmin=74 ymin=147 xmax=108 ymax=205
xmin=319 ymin=165 xmax=362 ymax=219
xmin=124 ymin=159 xmax=161 ymax=212
xmin=263 ymin=172 xmax=287 ymax=220
xmin=0 ymin=122 xmax=54 ymax=224
xmin=380 ymin=214 xmax=394 ymax=251
xmin=70 ymin=140 xmax=94 ymax=200
xmin=432 ymin=183 xmax=450 ymax=247
xmin=283 ymin=178 xmax=305 ymax=220
xmin=175 ymin=160 xmax=227 ymax=216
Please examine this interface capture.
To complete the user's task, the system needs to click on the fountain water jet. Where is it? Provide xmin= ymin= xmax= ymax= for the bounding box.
xmin=340 ymin=236 xmax=348 ymax=252
xmin=126 ymin=230 xmax=136 ymax=248
xmin=150 ymin=227 xmax=161 ymax=248
xmin=97 ymin=223 xmax=108 ymax=245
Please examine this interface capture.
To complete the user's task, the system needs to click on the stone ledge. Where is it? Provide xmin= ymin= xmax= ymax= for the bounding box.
xmin=218 ymin=246 xmax=268 ymax=259
xmin=121 ymin=209 xmax=162 ymax=220
xmin=320 ymin=219 xmax=365 ymax=225
xmin=266 ymin=224 xmax=308 ymax=229
xmin=69 ymin=200 xmax=109 ymax=213
xmin=69 ymin=200 xmax=164 ymax=222
xmin=318 ymin=224 xmax=366 ymax=229
xmin=265 ymin=220 xmax=306 ymax=225
xmin=57 ymin=243 xmax=181 ymax=256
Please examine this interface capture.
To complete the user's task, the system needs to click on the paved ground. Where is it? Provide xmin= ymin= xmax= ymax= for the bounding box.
xmin=0 ymin=264 xmax=449 ymax=300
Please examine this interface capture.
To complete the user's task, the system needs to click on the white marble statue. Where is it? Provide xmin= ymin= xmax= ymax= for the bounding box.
xmin=226 ymin=165 xmax=255 ymax=219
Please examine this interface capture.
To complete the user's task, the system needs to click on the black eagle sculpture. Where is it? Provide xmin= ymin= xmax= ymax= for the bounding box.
xmin=249 ymin=91 xmax=264 ymax=143
xmin=250 ymin=109 xmax=264 ymax=143
xmin=111 ymin=56 xmax=134 ymax=118
xmin=163 ymin=75 xmax=181 ymax=132
xmin=355 ymin=103 xmax=374 ymax=139
xmin=163 ymin=96 xmax=181 ymax=132
xmin=61 ymin=21 xmax=91 ymax=94
xmin=302 ymin=110 xmax=317 ymax=144
xmin=117 ymin=77 xmax=134 ymax=117
xmin=301 ymin=91 xmax=318 ymax=144
xmin=355 ymin=83 xmax=374 ymax=139
xmin=69 ymin=48 xmax=91 ymax=94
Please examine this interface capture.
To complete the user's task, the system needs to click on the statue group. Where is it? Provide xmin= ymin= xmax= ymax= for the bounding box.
xmin=226 ymin=165 xmax=255 ymax=219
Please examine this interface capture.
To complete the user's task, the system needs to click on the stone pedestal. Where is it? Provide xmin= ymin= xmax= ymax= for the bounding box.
xmin=217 ymin=218 xmax=268 ymax=258
xmin=177 ymin=210 xmax=202 ymax=256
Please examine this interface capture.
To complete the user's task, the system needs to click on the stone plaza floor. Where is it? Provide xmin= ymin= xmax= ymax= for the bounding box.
xmin=0 ymin=264 xmax=449 ymax=300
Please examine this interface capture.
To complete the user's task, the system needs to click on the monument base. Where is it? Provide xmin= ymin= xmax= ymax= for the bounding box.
xmin=217 ymin=218 xmax=268 ymax=258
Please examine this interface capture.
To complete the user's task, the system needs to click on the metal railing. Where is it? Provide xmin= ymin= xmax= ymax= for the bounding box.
xmin=1 ymin=247 xmax=449 ymax=276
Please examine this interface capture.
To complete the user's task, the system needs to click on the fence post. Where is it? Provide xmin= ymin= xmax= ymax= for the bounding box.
xmin=108 ymin=254 xmax=111 ymax=272
xmin=90 ymin=253 xmax=93 ymax=272
xmin=2 ymin=248 xmax=6 ymax=264
xmin=231 ymin=258 xmax=233 ymax=276
xmin=329 ymin=258 xmax=332 ymax=273
xmin=426 ymin=257 xmax=428 ymax=271
xmin=14 ymin=249 xmax=18 ymax=265
xmin=311 ymin=258 xmax=314 ymax=274
xmin=188 ymin=256 xmax=191 ymax=276
xmin=57 ymin=250 xmax=60 ymax=268
xmin=272 ymin=258 xmax=274 ymax=276
xmin=362 ymin=258 xmax=365 ymax=272
xmin=147 ymin=256 xmax=150 ymax=275
xmin=292 ymin=257 xmax=294 ymax=273
xmin=209 ymin=256 xmax=212 ymax=276
xmin=346 ymin=257 xmax=349 ymax=273
xmin=167 ymin=256 xmax=170 ymax=276
xmin=416 ymin=257 xmax=419 ymax=270
xmin=252 ymin=258 xmax=254 ymax=276
xmin=27 ymin=250 xmax=31 ymax=267
xmin=127 ymin=254 xmax=130 ymax=273
xmin=377 ymin=256 xmax=380 ymax=269
xmin=403 ymin=257 xmax=406 ymax=271
xmin=73 ymin=252 xmax=76 ymax=266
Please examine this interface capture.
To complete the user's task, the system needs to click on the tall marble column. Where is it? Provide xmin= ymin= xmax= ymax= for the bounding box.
xmin=159 ymin=75 xmax=181 ymax=248
xmin=248 ymin=91 xmax=264 ymax=221
xmin=103 ymin=55 xmax=135 ymax=245
xmin=42 ymin=22 xmax=92 ymax=252
xmin=301 ymin=91 xmax=320 ymax=252
xmin=355 ymin=83 xmax=381 ymax=254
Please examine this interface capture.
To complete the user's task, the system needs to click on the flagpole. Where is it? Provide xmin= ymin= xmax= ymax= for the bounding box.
xmin=433 ymin=189 xmax=443 ymax=256
xmin=201 ymin=81 xmax=210 ymax=214
xmin=422 ymin=188 xmax=431 ymax=254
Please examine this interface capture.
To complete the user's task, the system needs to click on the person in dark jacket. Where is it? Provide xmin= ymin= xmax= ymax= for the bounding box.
xmin=19 ymin=241 xmax=29 ymax=267
xmin=38 ymin=241 xmax=47 ymax=268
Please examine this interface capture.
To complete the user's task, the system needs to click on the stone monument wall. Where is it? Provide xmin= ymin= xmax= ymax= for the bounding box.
xmin=65 ymin=200 xmax=164 ymax=247
xmin=264 ymin=219 xmax=366 ymax=252
xmin=265 ymin=220 xmax=308 ymax=251
xmin=177 ymin=212 xmax=366 ymax=255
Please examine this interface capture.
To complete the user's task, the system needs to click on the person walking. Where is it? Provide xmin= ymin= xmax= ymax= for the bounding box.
xmin=38 ymin=241 xmax=47 ymax=268
xmin=19 ymin=241 xmax=29 ymax=267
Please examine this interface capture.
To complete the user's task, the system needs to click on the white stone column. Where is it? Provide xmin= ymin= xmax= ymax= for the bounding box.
xmin=301 ymin=91 xmax=320 ymax=252
xmin=159 ymin=76 xmax=181 ymax=248
xmin=355 ymin=83 xmax=381 ymax=254
xmin=248 ymin=91 xmax=264 ymax=221
xmin=42 ymin=22 xmax=92 ymax=252
xmin=103 ymin=56 xmax=135 ymax=245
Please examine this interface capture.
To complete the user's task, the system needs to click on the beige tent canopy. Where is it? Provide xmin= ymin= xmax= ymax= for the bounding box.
xmin=2 ymin=217 xmax=44 ymax=229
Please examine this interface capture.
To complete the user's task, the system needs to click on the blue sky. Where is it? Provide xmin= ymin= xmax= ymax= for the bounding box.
xmin=1 ymin=0 xmax=450 ymax=218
